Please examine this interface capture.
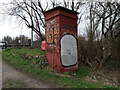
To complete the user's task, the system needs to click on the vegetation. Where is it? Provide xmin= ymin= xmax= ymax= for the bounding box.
xmin=2 ymin=48 xmax=119 ymax=88
xmin=1 ymin=1 xmax=120 ymax=88
xmin=12 ymin=48 xmax=45 ymax=56
xmin=0 ymin=49 xmax=2 ymax=54
xmin=3 ymin=80 xmax=26 ymax=88
xmin=2 ymin=1 xmax=120 ymax=70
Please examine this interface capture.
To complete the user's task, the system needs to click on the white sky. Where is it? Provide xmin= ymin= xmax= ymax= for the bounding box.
xmin=0 ymin=0 xmax=55 ymax=41
xmin=0 ymin=0 xmax=47 ymax=41
xmin=0 ymin=15 xmax=31 ymax=40
xmin=0 ymin=0 xmax=89 ymax=41
xmin=0 ymin=0 xmax=120 ymax=42
xmin=0 ymin=0 xmax=32 ymax=41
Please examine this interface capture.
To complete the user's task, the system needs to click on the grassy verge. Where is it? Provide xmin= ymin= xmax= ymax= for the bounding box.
xmin=0 ymin=49 xmax=2 ymax=55
xmin=2 ymin=48 xmax=119 ymax=88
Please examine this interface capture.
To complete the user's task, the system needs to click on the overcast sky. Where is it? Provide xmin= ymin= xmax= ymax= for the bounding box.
xmin=0 ymin=0 xmax=32 ymax=41
xmin=0 ymin=0 xmax=78 ymax=42
xmin=0 ymin=14 xmax=31 ymax=41
xmin=0 ymin=0 xmax=58 ymax=41
xmin=0 ymin=0 xmax=120 ymax=42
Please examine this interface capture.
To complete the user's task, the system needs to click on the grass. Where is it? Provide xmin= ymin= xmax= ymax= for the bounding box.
xmin=0 ymin=49 xmax=2 ymax=62
xmin=0 ymin=49 xmax=2 ymax=54
xmin=2 ymin=48 xmax=119 ymax=88
xmin=69 ymin=67 xmax=93 ymax=77
xmin=3 ymin=79 xmax=26 ymax=88
xmin=11 ymin=48 xmax=45 ymax=56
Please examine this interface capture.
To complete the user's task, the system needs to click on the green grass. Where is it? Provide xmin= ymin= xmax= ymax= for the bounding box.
xmin=12 ymin=48 xmax=45 ymax=56
xmin=2 ymin=48 xmax=119 ymax=88
xmin=3 ymin=79 xmax=26 ymax=88
xmin=0 ymin=49 xmax=2 ymax=54
xmin=68 ymin=67 xmax=93 ymax=77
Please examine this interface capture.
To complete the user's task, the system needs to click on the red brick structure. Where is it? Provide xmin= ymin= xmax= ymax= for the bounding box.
xmin=43 ymin=6 xmax=78 ymax=72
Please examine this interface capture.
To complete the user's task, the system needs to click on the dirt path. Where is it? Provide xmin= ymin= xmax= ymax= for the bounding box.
xmin=2 ymin=60 xmax=50 ymax=88
xmin=0 ymin=49 xmax=2 ymax=89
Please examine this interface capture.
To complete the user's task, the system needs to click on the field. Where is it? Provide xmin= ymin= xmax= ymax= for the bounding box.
xmin=2 ymin=48 xmax=119 ymax=88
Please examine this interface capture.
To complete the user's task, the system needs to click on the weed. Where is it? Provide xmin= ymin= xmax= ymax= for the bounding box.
xmin=2 ymin=48 xmax=119 ymax=88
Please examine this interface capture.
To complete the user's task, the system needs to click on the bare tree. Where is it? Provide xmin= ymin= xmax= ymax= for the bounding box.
xmin=91 ymin=2 xmax=120 ymax=69
xmin=1 ymin=0 xmax=85 ymax=40
xmin=3 ymin=36 xmax=12 ymax=44
xmin=78 ymin=2 xmax=120 ymax=69
xmin=2 ymin=0 xmax=48 ymax=41
xmin=12 ymin=35 xmax=29 ymax=46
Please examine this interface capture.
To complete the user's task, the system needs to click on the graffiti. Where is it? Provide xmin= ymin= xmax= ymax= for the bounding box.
xmin=61 ymin=24 xmax=76 ymax=30
xmin=50 ymin=18 xmax=57 ymax=24
xmin=53 ymin=28 xmax=58 ymax=43
xmin=44 ymin=6 xmax=78 ymax=72
xmin=46 ymin=29 xmax=54 ymax=43
xmin=46 ymin=18 xmax=59 ymax=28
xmin=47 ymin=48 xmax=54 ymax=53
xmin=46 ymin=17 xmax=59 ymax=44
xmin=46 ymin=28 xmax=59 ymax=44
xmin=60 ymin=34 xmax=78 ymax=67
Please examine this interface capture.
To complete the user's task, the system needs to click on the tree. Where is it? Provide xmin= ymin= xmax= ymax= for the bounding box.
xmin=78 ymin=2 xmax=120 ymax=69
xmin=92 ymin=2 xmax=120 ymax=69
xmin=2 ymin=0 xmax=46 ymax=41
xmin=3 ymin=36 xmax=12 ymax=44
xmin=2 ymin=0 xmax=85 ymax=41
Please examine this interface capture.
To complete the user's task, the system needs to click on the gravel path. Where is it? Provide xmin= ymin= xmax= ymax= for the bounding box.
xmin=2 ymin=59 xmax=50 ymax=88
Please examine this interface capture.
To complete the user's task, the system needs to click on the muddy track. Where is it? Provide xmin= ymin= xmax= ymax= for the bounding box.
xmin=2 ymin=60 xmax=50 ymax=88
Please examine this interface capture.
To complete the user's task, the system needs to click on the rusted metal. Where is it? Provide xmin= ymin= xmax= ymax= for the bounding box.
xmin=43 ymin=6 xmax=78 ymax=72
